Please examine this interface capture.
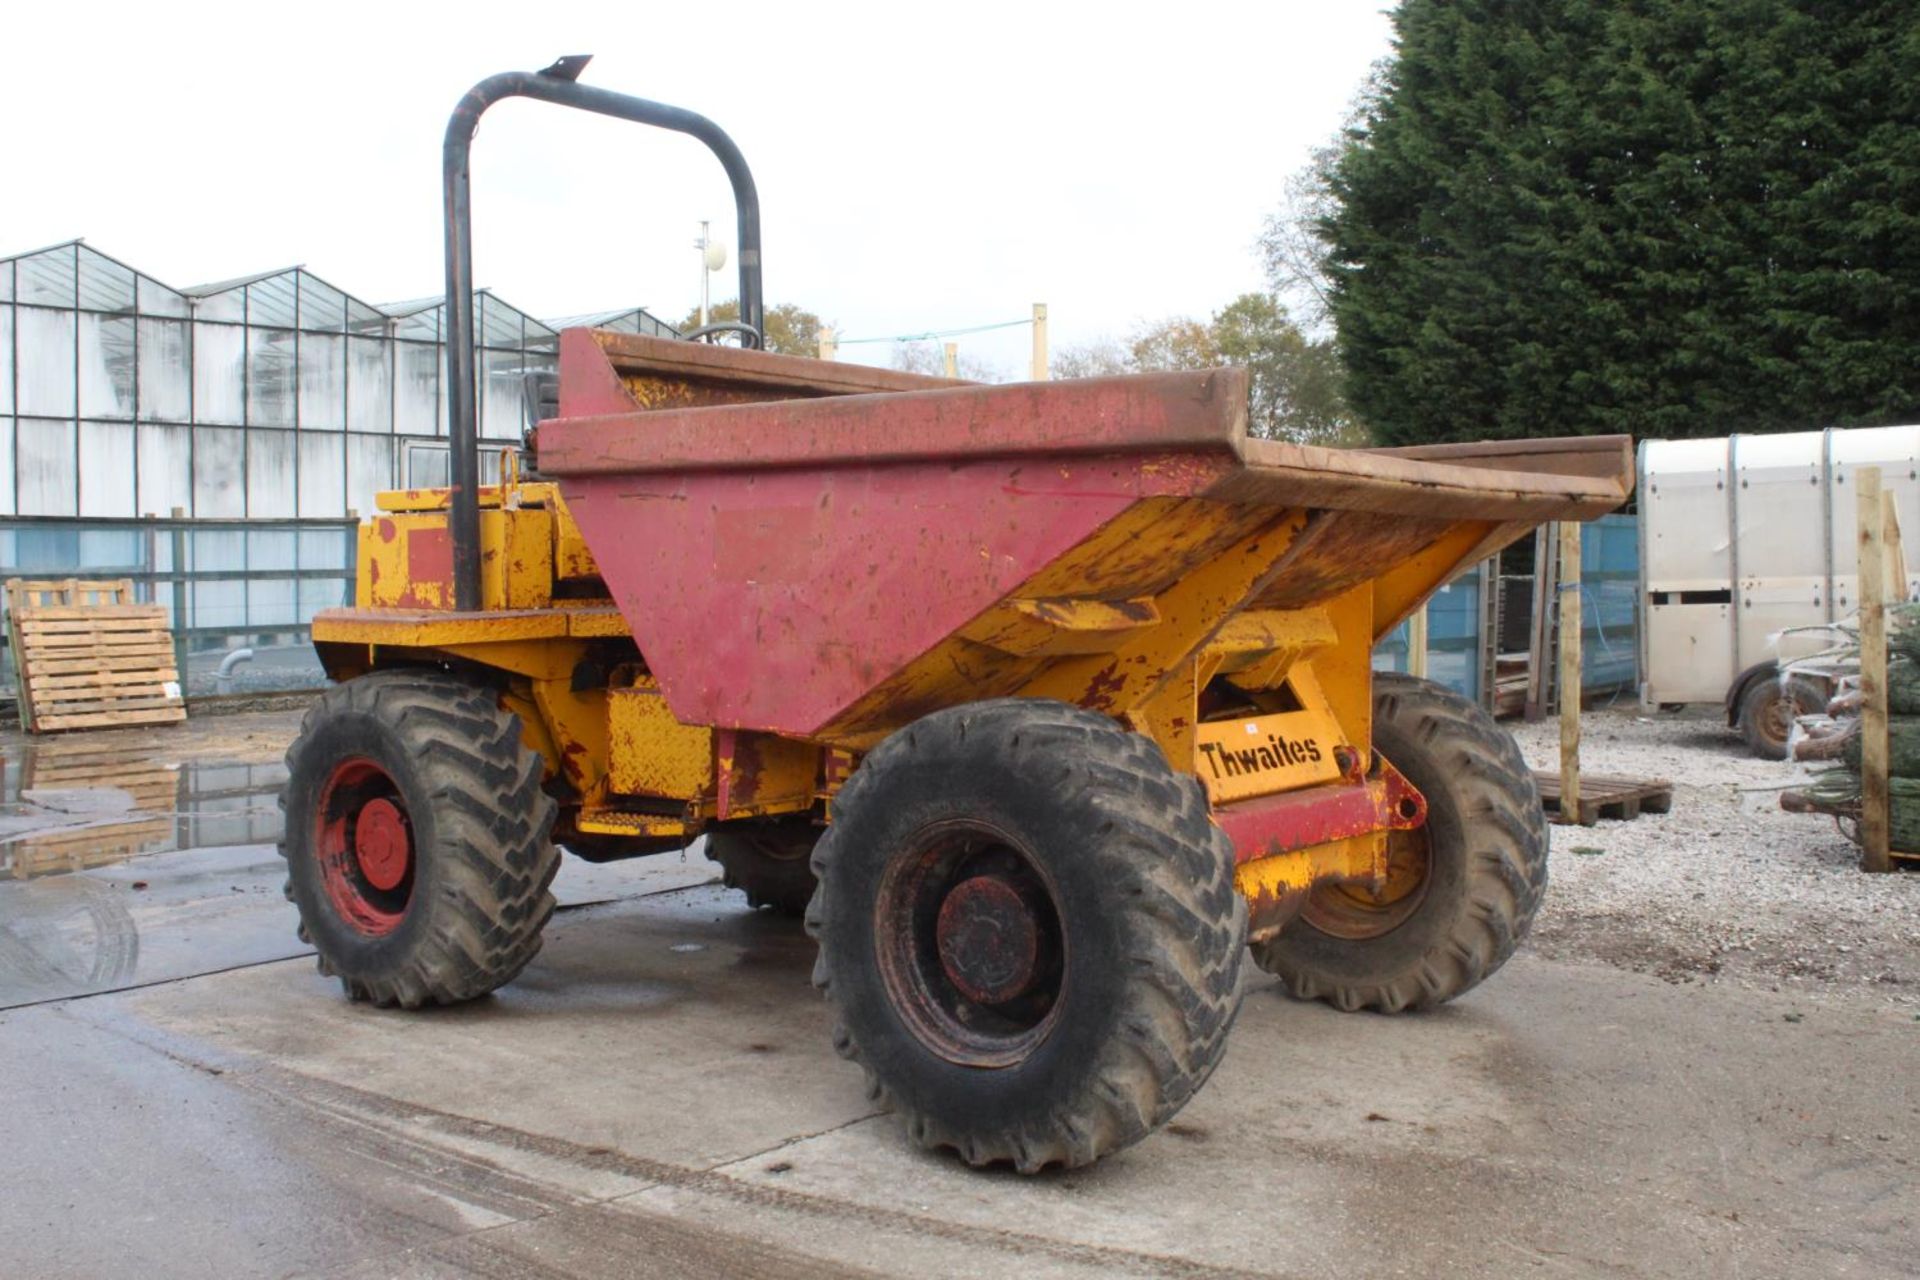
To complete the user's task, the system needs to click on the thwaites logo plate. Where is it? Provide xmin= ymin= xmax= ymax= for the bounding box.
xmin=1194 ymin=710 xmax=1344 ymax=803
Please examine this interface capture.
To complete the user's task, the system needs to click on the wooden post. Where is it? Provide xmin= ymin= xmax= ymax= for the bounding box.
xmin=1031 ymin=302 xmax=1049 ymax=380
xmin=943 ymin=341 xmax=958 ymax=378
xmin=817 ymin=325 xmax=837 ymax=362
xmin=1558 ymin=520 xmax=1582 ymax=823
xmin=1858 ymin=467 xmax=1891 ymax=872
xmin=1407 ymin=603 xmax=1430 ymax=679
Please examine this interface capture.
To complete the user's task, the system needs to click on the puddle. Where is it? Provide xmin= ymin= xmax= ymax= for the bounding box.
xmin=0 ymin=738 xmax=285 ymax=881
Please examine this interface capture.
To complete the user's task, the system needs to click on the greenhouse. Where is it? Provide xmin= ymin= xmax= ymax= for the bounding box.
xmin=0 ymin=239 xmax=676 ymax=694
xmin=0 ymin=239 xmax=676 ymax=519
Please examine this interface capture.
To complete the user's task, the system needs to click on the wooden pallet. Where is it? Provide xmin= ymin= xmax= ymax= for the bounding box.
xmin=5 ymin=578 xmax=185 ymax=733
xmin=1535 ymin=770 xmax=1673 ymax=825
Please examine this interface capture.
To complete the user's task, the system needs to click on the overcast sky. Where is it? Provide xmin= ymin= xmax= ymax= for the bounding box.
xmin=4 ymin=1 xmax=1393 ymax=374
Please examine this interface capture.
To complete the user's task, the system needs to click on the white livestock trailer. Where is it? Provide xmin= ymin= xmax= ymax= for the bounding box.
xmin=1639 ymin=426 xmax=1920 ymax=757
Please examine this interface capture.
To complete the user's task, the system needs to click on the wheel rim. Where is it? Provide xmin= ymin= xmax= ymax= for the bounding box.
xmin=1300 ymin=821 xmax=1433 ymax=940
xmin=874 ymin=820 xmax=1066 ymax=1068
xmin=314 ymin=757 xmax=415 ymax=936
xmin=1756 ymin=689 xmax=1794 ymax=750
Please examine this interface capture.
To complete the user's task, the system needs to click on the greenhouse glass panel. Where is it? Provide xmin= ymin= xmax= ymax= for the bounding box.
xmin=0 ymin=260 xmax=12 ymax=302
xmin=394 ymin=340 xmax=439 ymax=436
xmin=406 ymin=442 xmax=448 ymax=488
xmin=345 ymin=297 xmax=386 ymax=337
xmin=192 ymin=426 xmax=246 ymax=516
xmin=76 ymin=249 xmax=136 ymax=313
xmin=192 ymin=285 xmax=245 ymax=323
xmin=346 ymin=336 xmax=391 ymax=432
xmin=0 ymin=419 xmax=14 ymax=514
xmin=77 ymin=313 xmax=136 ymax=419
xmin=138 ymin=275 xmax=188 ymax=318
xmin=78 ymin=421 xmax=136 ymax=517
xmin=138 ymin=423 xmax=192 ymax=516
xmin=248 ymin=574 xmax=297 ymax=628
xmin=389 ymin=302 xmax=440 ymax=342
xmin=298 ymin=431 xmax=345 ymax=517
xmin=189 ymin=521 xmax=245 ymax=624
xmin=347 ymin=434 xmax=394 ymax=512
xmin=248 ymin=526 xmax=296 ymax=571
xmin=75 ymin=528 xmax=145 ymax=575
xmin=10 ymin=525 xmax=81 ymax=571
xmin=245 ymin=275 xmax=298 ymax=329
xmin=0 ymin=305 xmax=11 ymax=414
xmin=298 ymin=331 xmax=345 ymax=429
xmin=296 ymin=274 xmax=346 ymax=333
xmin=300 ymin=573 xmax=350 ymax=616
xmin=16 ymin=418 xmax=76 ymax=516
xmin=245 ymin=327 xmax=296 ymax=427
xmin=192 ymin=322 xmax=246 ymax=424
xmin=477 ymin=293 xmax=524 ymax=350
xmin=246 ymin=427 xmax=295 ymax=518
xmin=15 ymin=246 xmax=76 ymax=307
xmin=16 ymin=308 xmax=76 ymax=417
xmin=136 ymin=317 xmax=191 ymax=422
xmin=481 ymin=348 xmax=530 ymax=440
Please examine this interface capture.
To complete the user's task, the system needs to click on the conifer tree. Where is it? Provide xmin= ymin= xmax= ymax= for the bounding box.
xmin=1325 ymin=2 xmax=1920 ymax=445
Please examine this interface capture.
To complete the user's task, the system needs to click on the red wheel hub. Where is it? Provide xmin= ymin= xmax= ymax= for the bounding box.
xmin=936 ymin=874 xmax=1040 ymax=1005
xmin=354 ymin=797 xmax=412 ymax=891
xmin=876 ymin=820 xmax=1066 ymax=1067
xmin=313 ymin=758 xmax=413 ymax=937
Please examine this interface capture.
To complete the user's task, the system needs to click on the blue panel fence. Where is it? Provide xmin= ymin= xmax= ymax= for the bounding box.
xmin=1374 ymin=513 xmax=1639 ymax=709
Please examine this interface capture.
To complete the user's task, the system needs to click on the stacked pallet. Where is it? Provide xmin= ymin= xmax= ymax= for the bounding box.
xmin=5 ymin=578 xmax=185 ymax=733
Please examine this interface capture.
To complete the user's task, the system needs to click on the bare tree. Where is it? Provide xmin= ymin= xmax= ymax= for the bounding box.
xmin=1048 ymin=338 xmax=1130 ymax=379
xmin=887 ymin=341 xmax=1005 ymax=382
xmin=1256 ymin=61 xmax=1389 ymax=340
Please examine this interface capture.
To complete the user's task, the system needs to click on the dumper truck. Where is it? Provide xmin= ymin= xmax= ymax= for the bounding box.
xmin=278 ymin=60 xmax=1634 ymax=1172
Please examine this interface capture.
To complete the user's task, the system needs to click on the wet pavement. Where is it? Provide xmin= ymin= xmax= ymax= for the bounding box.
xmin=0 ymin=708 xmax=1914 ymax=1277
xmin=0 ymin=711 xmax=716 ymax=1009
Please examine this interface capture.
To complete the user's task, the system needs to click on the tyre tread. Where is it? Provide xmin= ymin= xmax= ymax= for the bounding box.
xmin=807 ymin=697 xmax=1246 ymax=1172
xmin=279 ymin=669 xmax=559 ymax=1009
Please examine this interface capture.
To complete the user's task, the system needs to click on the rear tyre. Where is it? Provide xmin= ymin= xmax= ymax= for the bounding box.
xmin=279 ymin=670 xmax=560 ymax=1009
xmin=1251 ymin=673 xmax=1547 ymax=1013
xmin=1738 ymin=674 xmax=1822 ymax=761
xmin=706 ymin=819 xmax=819 ymax=916
xmin=807 ymin=698 xmax=1246 ymax=1172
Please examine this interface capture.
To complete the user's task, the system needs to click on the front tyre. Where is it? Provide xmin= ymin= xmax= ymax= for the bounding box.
xmin=1251 ymin=673 xmax=1548 ymax=1013
xmin=279 ymin=670 xmax=560 ymax=1008
xmin=807 ymin=699 xmax=1246 ymax=1173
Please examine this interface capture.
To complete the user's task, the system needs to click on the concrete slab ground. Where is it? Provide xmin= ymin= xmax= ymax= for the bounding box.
xmin=0 ymin=708 xmax=1914 ymax=1277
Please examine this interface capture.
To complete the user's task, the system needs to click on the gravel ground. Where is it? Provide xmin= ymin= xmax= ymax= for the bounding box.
xmin=1509 ymin=704 xmax=1920 ymax=1007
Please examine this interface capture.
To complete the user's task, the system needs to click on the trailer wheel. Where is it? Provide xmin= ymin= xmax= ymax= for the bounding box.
xmin=1738 ymin=674 xmax=1822 ymax=761
xmin=705 ymin=819 xmax=819 ymax=916
xmin=1252 ymin=673 xmax=1547 ymax=1013
xmin=279 ymin=670 xmax=560 ymax=1009
xmin=807 ymin=699 xmax=1246 ymax=1172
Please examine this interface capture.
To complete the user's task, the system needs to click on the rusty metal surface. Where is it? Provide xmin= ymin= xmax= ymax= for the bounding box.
xmin=562 ymin=453 xmax=1230 ymax=738
xmin=1248 ymin=510 xmax=1460 ymax=614
xmin=1209 ymin=435 xmax=1631 ymax=521
xmin=607 ymin=685 xmax=714 ymax=799
xmin=1213 ymin=757 xmax=1426 ymax=866
xmin=541 ymin=360 xmax=1252 ymax=478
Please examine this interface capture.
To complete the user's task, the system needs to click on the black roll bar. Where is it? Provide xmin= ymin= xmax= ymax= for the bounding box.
xmin=442 ymin=55 xmax=764 ymax=611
